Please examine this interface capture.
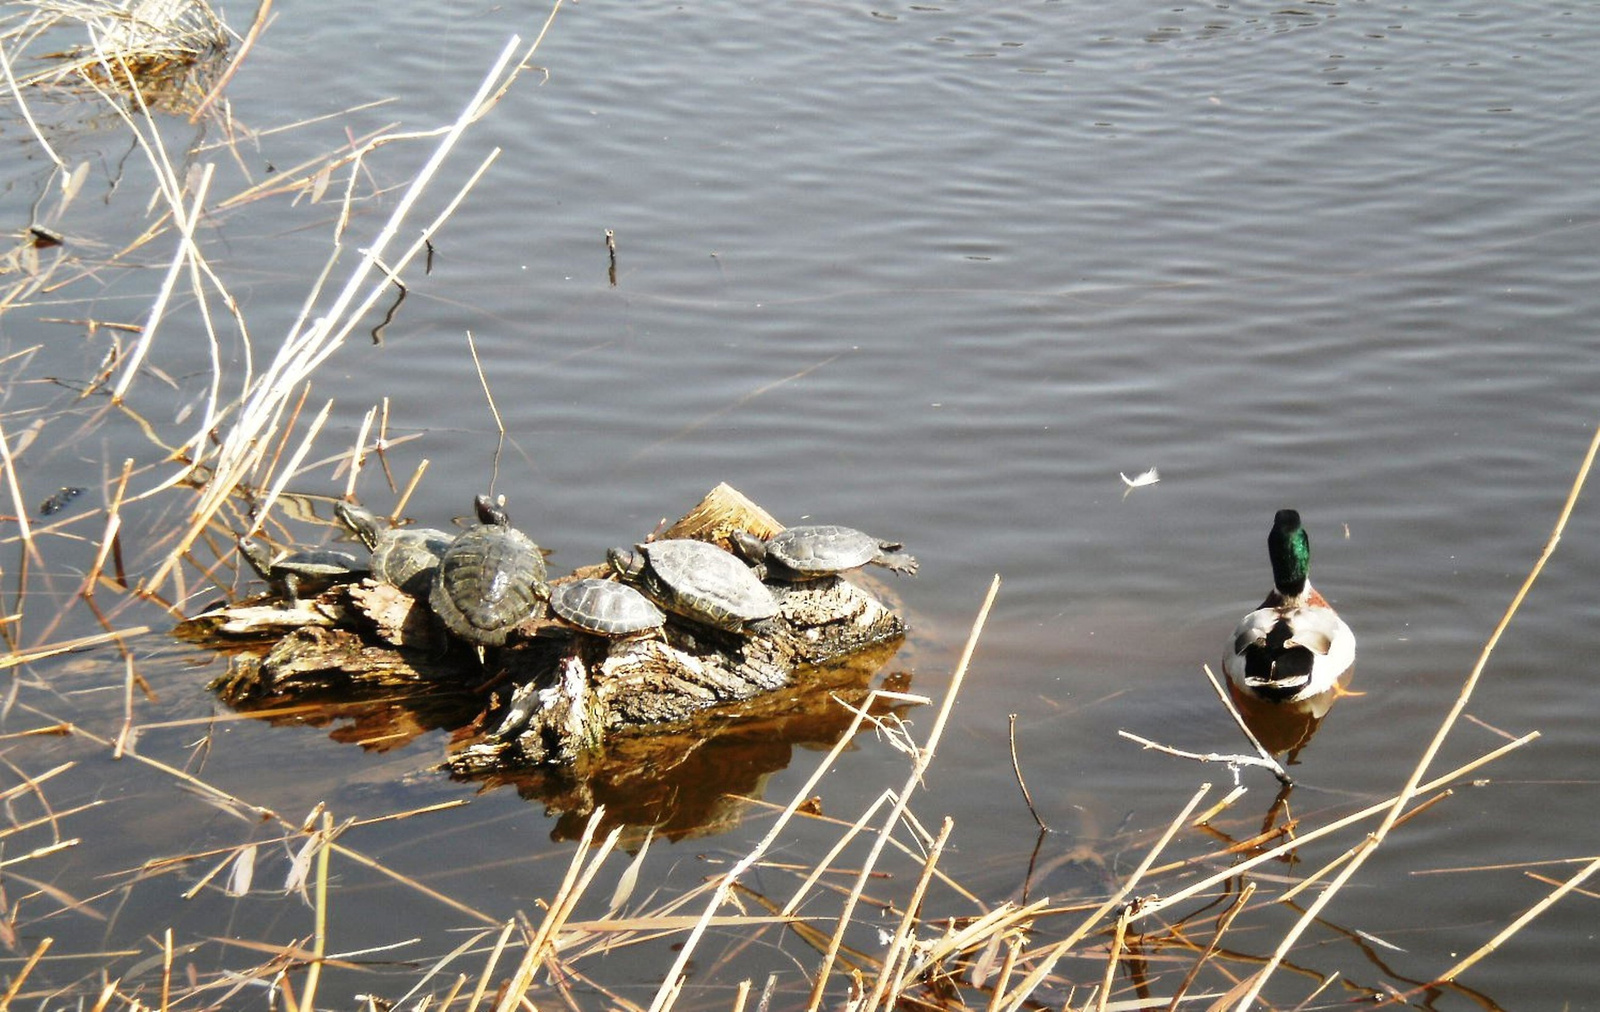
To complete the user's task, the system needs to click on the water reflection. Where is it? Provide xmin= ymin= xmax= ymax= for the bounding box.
xmin=459 ymin=652 xmax=916 ymax=844
xmin=206 ymin=619 xmax=915 ymax=842
xmin=1228 ymin=675 xmax=1350 ymax=766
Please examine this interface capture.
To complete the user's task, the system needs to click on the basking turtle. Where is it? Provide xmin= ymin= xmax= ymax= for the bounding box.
xmin=237 ymin=536 xmax=367 ymax=604
xmin=429 ymin=495 xmax=549 ymax=652
xmin=735 ymin=524 xmax=918 ymax=580
xmin=334 ymin=502 xmax=452 ymax=597
xmin=548 ymin=578 xmax=665 ymax=639
xmin=607 ymin=538 xmax=778 ymax=633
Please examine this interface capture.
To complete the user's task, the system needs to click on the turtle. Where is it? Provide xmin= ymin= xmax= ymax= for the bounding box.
xmin=734 ymin=524 xmax=918 ymax=581
xmin=607 ymin=538 xmax=778 ymax=633
xmin=548 ymin=578 xmax=666 ymax=639
xmin=237 ymin=536 xmax=368 ymax=604
xmin=334 ymin=502 xmax=453 ymax=597
xmin=429 ymin=495 xmax=549 ymax=652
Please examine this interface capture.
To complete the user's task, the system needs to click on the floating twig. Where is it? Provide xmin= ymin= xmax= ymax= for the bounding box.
xmin=342 ymin=405 xmax=377 ymax=499
xmin=1202 ymin=662 xmax=1292 ymax=785
xmin=466 ymin=330 xmax=504 ymax=436
xmin=1118 ymin=731 xmax=1284 ymax=781
xmin=1008 ymin=714 xmax=1050 ymax=832
xmin=188 ymin=0 xmax=274 ymax=124
xmin=0 ymin=420 xmax=40 ymax=566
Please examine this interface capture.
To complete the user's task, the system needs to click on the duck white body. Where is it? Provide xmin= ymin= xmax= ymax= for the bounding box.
xmin=1224 ymin=510 xmax=1355 ymax=703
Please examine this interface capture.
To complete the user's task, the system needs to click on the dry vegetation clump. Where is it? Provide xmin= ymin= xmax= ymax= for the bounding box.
xmin=0 ymin=4 xmax=1594 ymax=1011
xmin=1 ymin=0 xmax=231 ymax=111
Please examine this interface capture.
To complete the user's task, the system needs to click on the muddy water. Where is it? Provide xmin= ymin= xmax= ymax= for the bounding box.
xmin=1 ymin=1 xmax=1598 ymax=1008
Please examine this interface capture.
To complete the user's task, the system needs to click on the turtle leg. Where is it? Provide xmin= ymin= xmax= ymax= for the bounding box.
xmin=745 ymin=616 xmax=781 ymax=637
xmin=877 ymin=550 xmax=919 ymax=575
xmin=283 ymin=572 xmax=302 ymax=605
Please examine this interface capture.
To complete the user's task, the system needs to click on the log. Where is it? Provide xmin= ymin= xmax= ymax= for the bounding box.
xmin=465 ymin=655 xmax=915 ymax=844
xmin=190 ymin=485 xmax=910 ymax=777
xmin=453 ymin=573 xmax=903 ymax=769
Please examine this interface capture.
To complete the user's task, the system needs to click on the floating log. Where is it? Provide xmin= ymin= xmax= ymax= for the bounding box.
xmin=189 ymin=484 xmax=909 ymax=778
xmin=472 ymin=656 xmax=915 ymax=844
xmin=458 ymin=571 xmax=904 ymax=769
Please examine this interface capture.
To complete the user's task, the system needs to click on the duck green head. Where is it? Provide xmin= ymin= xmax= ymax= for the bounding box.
xmin=1267 ymin=508 xmax=1311 ymax=597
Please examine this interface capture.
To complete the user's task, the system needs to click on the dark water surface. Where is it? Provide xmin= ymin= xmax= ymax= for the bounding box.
xmin=2 ymin=0 xmax=1599 ymax=1007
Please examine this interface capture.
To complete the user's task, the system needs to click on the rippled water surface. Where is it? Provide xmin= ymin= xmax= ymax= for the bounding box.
xmin=3 ymin=0 xmax=1599 ymax=1007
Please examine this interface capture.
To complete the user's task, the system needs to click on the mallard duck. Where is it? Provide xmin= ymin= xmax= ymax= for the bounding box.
xmin=1223 ymin=509 xmax=1355 ymax=703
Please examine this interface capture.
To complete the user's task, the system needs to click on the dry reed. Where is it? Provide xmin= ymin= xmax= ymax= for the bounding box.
xmin=0 ymin=0 xmax=230 ymax=102
xmin=0 ymin=461 xmax=1587 ymax=1011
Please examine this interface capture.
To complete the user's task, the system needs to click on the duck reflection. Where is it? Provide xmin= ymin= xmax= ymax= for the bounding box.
xmin=1227 ymin=672 xmax=1351 ymax=765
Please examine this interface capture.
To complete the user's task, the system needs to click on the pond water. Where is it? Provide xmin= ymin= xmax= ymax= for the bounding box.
xmin=2 ymin=0 xmax=1598 ymax=1008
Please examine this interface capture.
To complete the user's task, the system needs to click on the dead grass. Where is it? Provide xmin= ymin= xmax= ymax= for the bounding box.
xmin=0 ymin=537 xmax=1583 ymax=1011
xmin=1 ymin=0 xmax=231 ymax=115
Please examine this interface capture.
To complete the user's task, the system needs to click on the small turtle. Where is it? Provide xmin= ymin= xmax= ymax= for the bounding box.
xmin=429 ymin=495 xmax=549 ymax=652
xmin=237 ymin=536 xmax=368 ymax=604
xmin=334 ymin=502 xmax=453 ymax=597
xmin=607 ymin=538 xmax=778 ymax=633
xmin=548 ymin=578 xmax=666 ymax=639
xmin=735 ymin=524 xmax=918 ymax=580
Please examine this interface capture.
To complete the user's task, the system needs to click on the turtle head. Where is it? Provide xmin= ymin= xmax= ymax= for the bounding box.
xmin=236 ymin=536 xmax=278 ymax=580
xmin=1266 ymin=509 xmax=1311 ymax=598
xmin=728 ymin=530 xmax=769 ymax=565
xmin=474 ymin=494 xmax=510 ymax=527
xmin=606 ymin=547 xmax=644 ymax=580
xmin=334 ymin=502 xmax=383 ymax=549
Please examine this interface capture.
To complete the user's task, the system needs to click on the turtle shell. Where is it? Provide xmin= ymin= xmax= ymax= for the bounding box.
xmin=624 ymin=539 xmax=777 ymax=632
xmin=372 ymin=528 xmax=453 ymax=596
xmin=429 ymin=501 xmax=549 ymax=647
xmin=335 ymin=503 xmax=451 ymax=596
xmin=764 ymin=524 xmax=919 ymax=577
xmin=549 ymin=578 xmax=664 ymax=637
xmin=238 ymin=536 xmax=367 ymax=602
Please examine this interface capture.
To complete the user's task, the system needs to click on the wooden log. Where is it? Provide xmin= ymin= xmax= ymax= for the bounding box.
xmin=658 ymin=481 xmax=783 ymax=542
xmin=194 ymin=484 xmax=909 ymax=773
xmin=454 ymin=574 xmax=903 ymax=769
xmin=463 ymin=653 xmax=915 ymax=844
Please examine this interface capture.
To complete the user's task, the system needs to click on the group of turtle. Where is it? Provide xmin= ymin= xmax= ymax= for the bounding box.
xmin=237 ymin=495 xmax=918 ymax=655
